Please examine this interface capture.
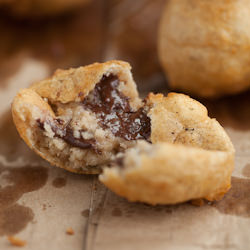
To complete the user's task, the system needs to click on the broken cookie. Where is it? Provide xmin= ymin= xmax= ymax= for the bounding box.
xmin=12 ymin=60 xmax=235 ymax=204
xmin=12 ymin=61 xmax=150 ymax=174
xmin=100 ymin=93 xmax=235 ymax=204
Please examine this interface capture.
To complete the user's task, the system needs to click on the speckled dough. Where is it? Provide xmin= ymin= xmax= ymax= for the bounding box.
xmin=158 ymin=0 xmax=250 ymax=97
xmin=0 ymin=0 xmax=90 ymax=17
xmin=100 ymin=93 xmax=235 ymax=205
xmin=12 ymin=60 xmax=142 ymax=174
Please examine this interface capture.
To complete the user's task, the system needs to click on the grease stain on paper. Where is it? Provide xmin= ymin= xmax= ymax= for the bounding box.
xmin=0 ymin=165 xmax=48 ymax=235
xmin=213 ymin=177 xmax=250 ymax=217
xmin=112 ymin=207 xmax=122 ymax=217
xmin=52 ymin=177 xmax=67 ymax=188
xmin=81 ymin=209 xmax=89 ymax=218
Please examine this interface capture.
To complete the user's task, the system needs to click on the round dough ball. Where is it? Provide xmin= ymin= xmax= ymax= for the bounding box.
xmin=0 ymin=0 xmax=90 ymax=17
xmin=158 ymin=0 xmax=250 ymax=97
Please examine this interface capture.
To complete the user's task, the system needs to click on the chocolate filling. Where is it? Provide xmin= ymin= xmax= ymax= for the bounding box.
xmin=37 ymin=119 xmax=97 ymax=151
xmin=36 ymin=74 xmax=150 ymax=154
xmin=82 ymin=74 xmax=151 ymax=141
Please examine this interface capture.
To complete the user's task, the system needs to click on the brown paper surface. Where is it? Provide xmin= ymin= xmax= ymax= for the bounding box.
xmin=0 ymin=0 xmax=250 ymax=249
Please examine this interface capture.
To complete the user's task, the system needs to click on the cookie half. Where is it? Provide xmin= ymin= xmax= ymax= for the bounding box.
xmin=12 ymin=60 xmax=150 ymax=174
xmin=100 ymin=93 xmax=235 ymax=205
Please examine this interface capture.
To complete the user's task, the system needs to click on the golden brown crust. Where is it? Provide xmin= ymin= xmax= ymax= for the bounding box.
xmin=12 ymin=60 xmax=139 ymax=174
xmin=12 ymin=59 xmax=235 ymax=203
xmin=100 ymin=141 xmax=234 ymax=205
xmin=12 ymin=89 xmax=97 ymax=174
xmin=148 ymin=92 xmax=234 ymax=153
xmin=158 ymin=0 xmax=250 ymax=97
xmin=100 ymin=93 xmax=235 ymax=205
xmin=30 ymin=60 xmax=139 ymax=105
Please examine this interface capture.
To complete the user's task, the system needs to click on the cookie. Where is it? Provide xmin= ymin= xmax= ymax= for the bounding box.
xmin=158 ymin=0 xmax=250 ymax=97
xmin=12 ymin=60 xmax=150 ymax=174
xmin=12 ymin=60 xmax=235 ymax=204
xmin=0 ymin=0 xmax=90 ymax=17
xmin=100 ymin=93 xmax=235 ymax=205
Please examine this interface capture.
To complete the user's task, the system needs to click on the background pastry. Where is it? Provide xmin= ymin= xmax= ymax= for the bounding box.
xmin=158 ymin=0 xmax=250 ymax=97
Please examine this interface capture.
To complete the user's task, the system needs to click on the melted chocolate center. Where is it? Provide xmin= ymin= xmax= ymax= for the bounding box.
xmin=82 ymin=74 xmax=151 ymax=141
xmin=37 ymin=74 xmax=150 ymax=153
xmin=37 ymin=119 xmax=96 ymax=150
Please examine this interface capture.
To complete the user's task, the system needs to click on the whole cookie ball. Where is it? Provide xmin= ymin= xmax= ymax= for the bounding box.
xmin=158 ymin=0 xmax=250 ymax=97
xmin=0 ymin=0 xmax=90 ymax=17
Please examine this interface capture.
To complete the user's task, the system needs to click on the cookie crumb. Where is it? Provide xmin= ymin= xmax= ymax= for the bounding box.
xmin=8 ymin=236 xmax=26 ymax=247
xmin=66 ymin=227 xmax=74 ymax=235
xmin=191 ymin=199 xmax=205 ymax=206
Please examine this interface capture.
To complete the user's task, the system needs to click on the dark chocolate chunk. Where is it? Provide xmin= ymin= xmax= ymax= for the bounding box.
xmin=62 ymin=126 xmax=96 ymax=149
xmin=37 ymin=74 xmax=150 ymax=153
xmin=37 ymin=119 xmax=96 ymax=151
xmin=82 ymin=74 xmax=151 ymax=141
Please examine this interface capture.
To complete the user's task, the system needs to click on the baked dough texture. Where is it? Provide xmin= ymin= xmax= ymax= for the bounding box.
xmin=12 ymin=60 xmax=235 ymax=204
xmin=12 ymin=60 xmax=143 ymax=174
xmin=100 ymin=93 xmax=235 ymax=205
xmin=158 ymin=0 xmax=250 ymax=97
xmin=0 ymin=0 xmax=90 ymax=17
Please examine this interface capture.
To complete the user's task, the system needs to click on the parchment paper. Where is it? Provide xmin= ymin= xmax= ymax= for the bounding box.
xmin=0 ymin=1 xmax=250 ymax=249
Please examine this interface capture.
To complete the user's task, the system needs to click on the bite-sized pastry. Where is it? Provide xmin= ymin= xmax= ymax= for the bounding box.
xmin=12 ymin=60 xmax=150 ymax=174
xmin=158 ymin=0 xmax=250 ymax=97
xmin=100 ymin=93 xmax=235 ymax=205
xmin=0 ymin=0 xmax=90 ymax=17
xmin=12 ymin=60 xmax=235 ymax=204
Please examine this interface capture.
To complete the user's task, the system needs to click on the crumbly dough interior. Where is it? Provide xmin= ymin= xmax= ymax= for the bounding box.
xmin=35 ymin=103 xmax=135 ymax=172
xmin=29 ymin=74 xmax=150 ymax=173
